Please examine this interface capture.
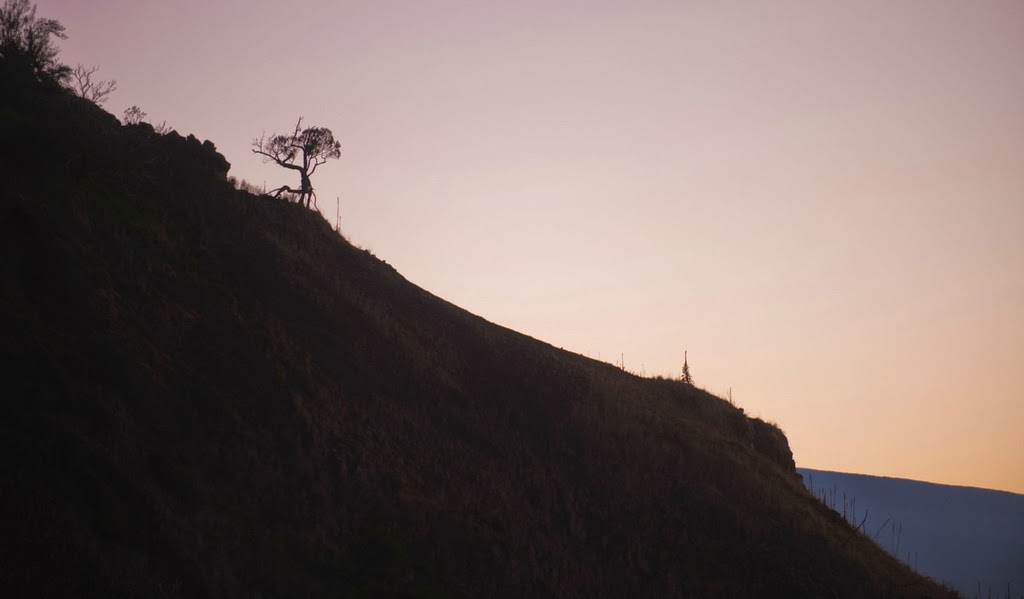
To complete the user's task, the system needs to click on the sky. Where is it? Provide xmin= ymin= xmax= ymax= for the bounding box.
xmin=43 ymin=0 xmax=1024 ymax=494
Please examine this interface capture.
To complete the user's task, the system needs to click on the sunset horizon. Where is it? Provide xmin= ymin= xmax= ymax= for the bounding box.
xmin=43 ymin=0 xmax=1024 ymax=496
xmin=6 ymin=2 xmax=1024 ymax=594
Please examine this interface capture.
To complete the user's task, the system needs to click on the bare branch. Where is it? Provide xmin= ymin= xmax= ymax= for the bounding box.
xmin=69 ymin=63 xmax=117 ymax=105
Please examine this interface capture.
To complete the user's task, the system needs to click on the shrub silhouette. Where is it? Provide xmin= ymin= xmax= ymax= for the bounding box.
xmin=122 ymin=105 xmax=146 ymax=125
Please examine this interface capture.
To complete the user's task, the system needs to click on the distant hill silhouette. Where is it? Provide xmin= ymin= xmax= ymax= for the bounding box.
xmin=800 ymin=468 xmax=1024 ymax=598
xmin=0 ymin=69 xmax=960 ymax=597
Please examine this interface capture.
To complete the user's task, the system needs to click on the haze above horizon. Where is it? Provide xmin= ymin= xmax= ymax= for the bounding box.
xmin=47 ymin=0 xmax=1024 ymax=494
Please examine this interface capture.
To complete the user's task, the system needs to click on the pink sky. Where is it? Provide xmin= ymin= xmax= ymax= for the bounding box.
xmin=45 ymin=0 xmax=1024 ymax=494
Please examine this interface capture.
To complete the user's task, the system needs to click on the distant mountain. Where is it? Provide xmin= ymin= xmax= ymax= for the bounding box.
xmin=799 ymin=468 xmax=1024 ymax=598
xmin=0 ymin=64 xmax=961 ymax=597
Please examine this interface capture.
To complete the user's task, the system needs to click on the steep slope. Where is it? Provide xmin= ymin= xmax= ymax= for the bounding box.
xmin=0 ymin=74 xmax=958 ymax=597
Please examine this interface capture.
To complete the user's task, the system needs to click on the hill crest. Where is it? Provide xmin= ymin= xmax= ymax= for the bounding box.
xmin=0 ymin=71 xmax=958 ymax=598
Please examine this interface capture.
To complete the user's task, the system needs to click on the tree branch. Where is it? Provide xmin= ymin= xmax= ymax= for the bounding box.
xmin=69 ymin=64 xmax=116 ymax=105
xmin=251 ymin=146 xmax=304 ymax=170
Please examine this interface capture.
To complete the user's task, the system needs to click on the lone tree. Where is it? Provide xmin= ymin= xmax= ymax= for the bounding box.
xmin=252 ymin=117 xmax=340 ymax=208
xmin=681 ymin=351 xmax=693 ymax=385
xmin=0 ymin=0 xmax=70 ymax=85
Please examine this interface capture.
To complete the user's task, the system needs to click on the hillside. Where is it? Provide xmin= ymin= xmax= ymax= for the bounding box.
xmin=0 ymin=71 xmax=960 ymax=597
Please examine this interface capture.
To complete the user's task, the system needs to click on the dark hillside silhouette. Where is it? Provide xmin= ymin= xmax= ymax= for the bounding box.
xmin=0 ymin=65 xmax=961 ymax=597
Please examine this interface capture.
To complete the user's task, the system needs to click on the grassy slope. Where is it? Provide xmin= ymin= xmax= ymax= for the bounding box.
xmin=0 ymin=75 xmax=958 ymax=597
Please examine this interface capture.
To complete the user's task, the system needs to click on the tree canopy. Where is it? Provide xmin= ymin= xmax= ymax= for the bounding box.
xmin=252 ymin=117 xmax=340 ymax=209
xmin=0 ymin=0 xmax=69 ymax=86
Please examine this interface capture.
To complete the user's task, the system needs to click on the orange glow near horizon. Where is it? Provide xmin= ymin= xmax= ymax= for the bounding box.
xmin=48 ymin=0 xmax=1024 ymax=494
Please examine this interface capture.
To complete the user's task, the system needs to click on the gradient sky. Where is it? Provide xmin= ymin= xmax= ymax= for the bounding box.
xmin=45 ymin=0 xmax=1024 ymax=494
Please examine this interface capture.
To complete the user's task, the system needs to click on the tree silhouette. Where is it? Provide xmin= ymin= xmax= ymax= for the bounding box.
xmin=252 ymin=117 xmax=340 ymax=209
xmin=70 ymin=63 xmax=116 ymax=105
xmin=681 ymin=351 xmax=693 ymax=385
xmin=0 ymin=0 xmax=69 ymax=85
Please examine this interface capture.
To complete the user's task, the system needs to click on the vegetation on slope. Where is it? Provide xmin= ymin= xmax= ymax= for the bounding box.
xmin=0 ymin=65 xmax=959 ymax=598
